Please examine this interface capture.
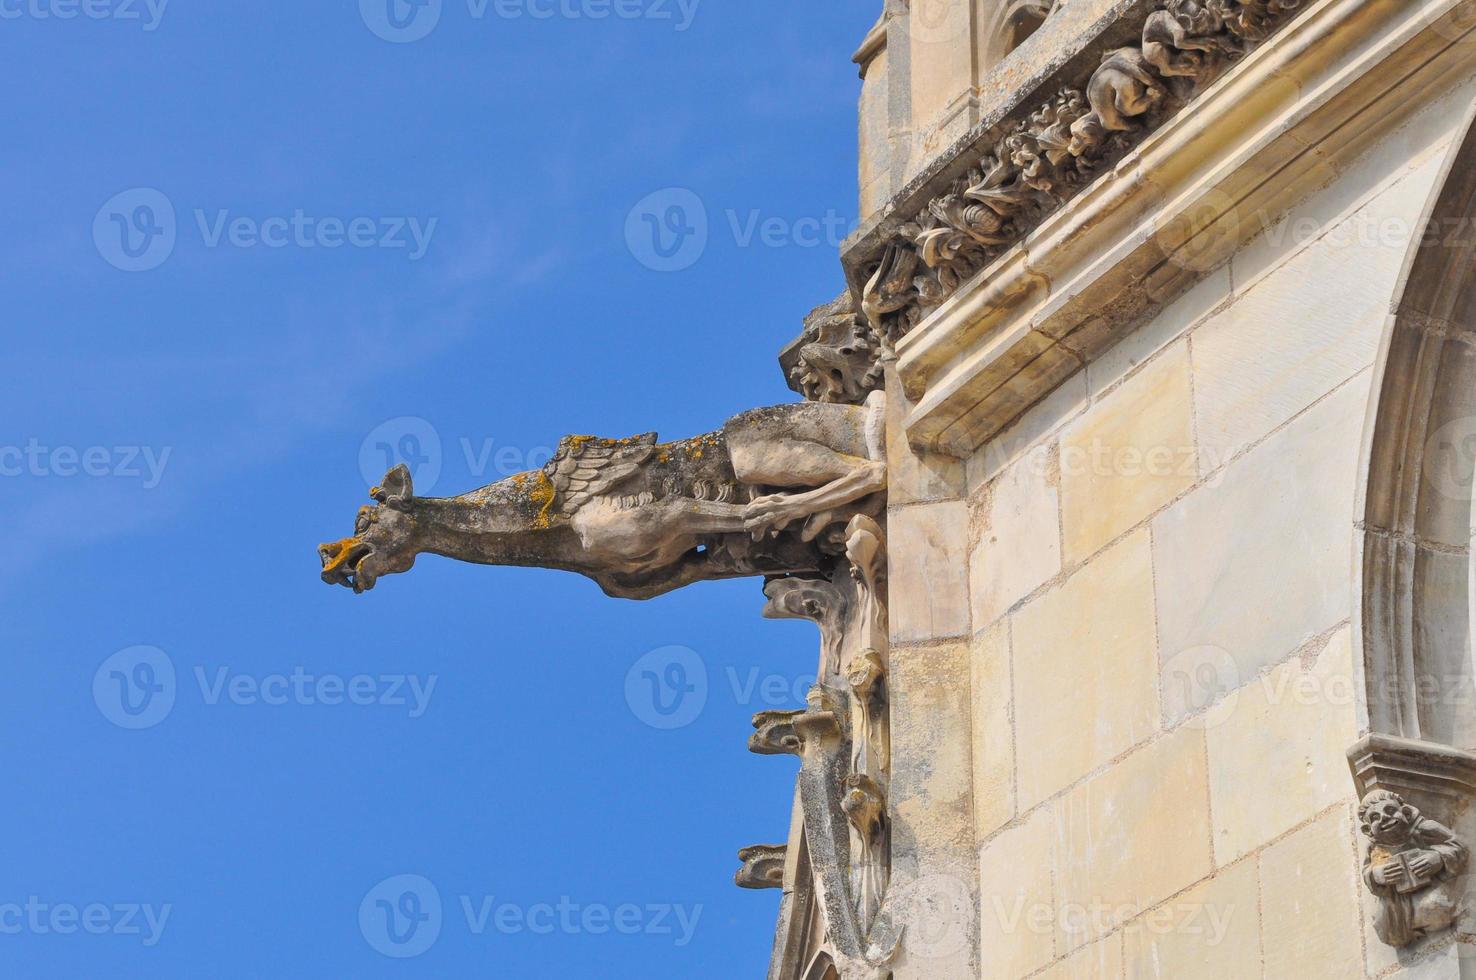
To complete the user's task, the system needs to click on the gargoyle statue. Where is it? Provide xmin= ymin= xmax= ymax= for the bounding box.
xmin=319 ymin=392 xmax=887 ymax=600
xmin=1359 ymin=790 xmax=1470 ymax=948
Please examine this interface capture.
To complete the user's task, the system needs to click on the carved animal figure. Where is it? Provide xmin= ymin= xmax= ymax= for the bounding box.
xmin=320 ymin=393 xmax=887 ymax=600
xmin=1070 ymin=47 xmax=1167 ymax=154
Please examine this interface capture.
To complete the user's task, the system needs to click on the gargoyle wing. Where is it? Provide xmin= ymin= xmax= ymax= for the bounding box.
xmin=547 ymin=432 xmax=659 ymax=515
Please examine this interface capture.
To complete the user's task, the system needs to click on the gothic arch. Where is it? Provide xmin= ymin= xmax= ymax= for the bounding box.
xmin=1359 ymin=101 xmax=1476 ymax=751
xmin=979 ymin=0 xmax=1052 ymax=70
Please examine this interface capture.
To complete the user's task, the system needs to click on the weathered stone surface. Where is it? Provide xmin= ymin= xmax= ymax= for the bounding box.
xmin=1085 ymin=264 xmax=1230 ymax=398
xmin=1037 ymin=933 xmax=1123 ymax=980
xmin=1059 ymin=342 xmax=1196 ymax=562
xmin=977 ymin=804 xmax=1058 ymax=979
xmin=969 ymin=621 xmax=1015 ymax=841
xmin=888 ymin=501 xmax=972 ymax=643
xmin=1013 ymin=532 xmax=1160 ymax=809
xmin=1122 ymin=858 xmax=1263 ymax=980
xmin=1205 ymin=628 xmax=1360 ymax=865
xmin=1152 ymin=373 xmax=1367 ymax=712
xmin=969 ymin=444 xmax=1061 ymax=630
xmin=1189 ymin=189 xmax=1416 ymax=468
xmin=1053 ymin=726 xmax=1213 ymax=951
xmin=1258 ymin=806 xmax=1364 ymax=979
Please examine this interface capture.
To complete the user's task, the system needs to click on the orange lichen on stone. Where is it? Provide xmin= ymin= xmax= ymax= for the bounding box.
xmin=530 ymin=471 xmax=558 ymax=529
xmin=320 ymin=537 xmax=363 ymax=573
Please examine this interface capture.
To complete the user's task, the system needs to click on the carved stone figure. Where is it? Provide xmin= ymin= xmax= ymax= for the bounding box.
xmin=1358 ymin=790 xmax=1470 ymax=948
xmin=780 ymin=295 xmax=887 ymax=407
xmin=763 ymin=576 xmax=850 ymax=678
xmin=736 ymin=844 xmax=788 ymax=890
xmin=320 ymin=394 xmax=887 ymax=601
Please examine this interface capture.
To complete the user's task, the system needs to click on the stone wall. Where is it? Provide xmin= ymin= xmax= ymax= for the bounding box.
xmin=880 ymin=66 xmax=1476 ymax=979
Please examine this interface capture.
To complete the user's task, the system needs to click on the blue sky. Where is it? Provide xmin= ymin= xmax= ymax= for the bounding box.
xmin=2 ymin=3 xmax=870 ymax=976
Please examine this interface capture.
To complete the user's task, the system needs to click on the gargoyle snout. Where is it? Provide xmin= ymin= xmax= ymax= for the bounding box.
xmin=318 ymin=537 xmax=374 ymax=591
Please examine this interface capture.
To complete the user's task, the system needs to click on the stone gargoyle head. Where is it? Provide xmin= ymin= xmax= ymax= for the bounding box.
xmin=318 ymin=464 xmax=420 ymax=593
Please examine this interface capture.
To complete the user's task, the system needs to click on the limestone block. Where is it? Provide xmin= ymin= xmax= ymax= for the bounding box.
xmin=1258 ymin=805 xmax=1364 ymax=979
xmin=888 ymin=370 xmax=966 ymax=505
xmin=906 ymin=0 xmax=976 ymax=152
xmin=1013 ymin=532 xmax=1160 ymax=809
xmin=1060 ymin=341 xmax=1197 ymax=562
xmin=966 ymin=371 xmax=1088 ymax=491
xmin=891 ymin=641 xmax=976 ymax=873
xmin=1122 ymin=858 xmax=1263 ymax=980
xmin=977 ymin=805 xmax=1057 ymax=980
xmin=1053 ymin=726 xmax=1214 ymax=952
xmin=889 ymin=501 xmax=972 ymax=643
xmin=1086 ymin=265 xmax=1231 ymax=398
xmin=1191 ymin=191 xmax=1414 ymax=468
xmin=1037 ymin=933 xmax=1123 ymax=980
xmin=970 ymin=621 xmax=1015 ymax=841
xmin=969 ymin=444 xmax=1061 ymax=630
xmin=1153 ymin=373 xmax=1367 ymax=715
xmin=1230 ymin=77 xmax=1467 ymax=294
xmin=1206 ymin=628 xmax=1361 ymax=865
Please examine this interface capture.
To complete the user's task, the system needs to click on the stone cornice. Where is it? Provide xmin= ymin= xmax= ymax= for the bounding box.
xmin=852 ymin=13 xmax=888 ymax=78
xmin=855 ymin=0 xmax=1476 ymax=456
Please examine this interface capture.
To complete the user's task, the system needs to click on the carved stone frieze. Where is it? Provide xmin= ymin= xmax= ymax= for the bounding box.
xmin=849 ymin=0 xmax=1305 ymax=341
xmin=737 ymin=845 xmax=790 ymax=890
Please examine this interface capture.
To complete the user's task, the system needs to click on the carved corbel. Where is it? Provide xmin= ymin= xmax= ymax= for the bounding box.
xmin=736 ymin=845 xmax=789 ymax=890
xmin=750 ymin=709 xmax=805 ymax=756
xmin=845 ymin=516 xmax=888 ymax=652
xmin=763 ymin=576 xmax=850 ymax=679
xmin=1348 ymin=734 xmax=1476 ymax=949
